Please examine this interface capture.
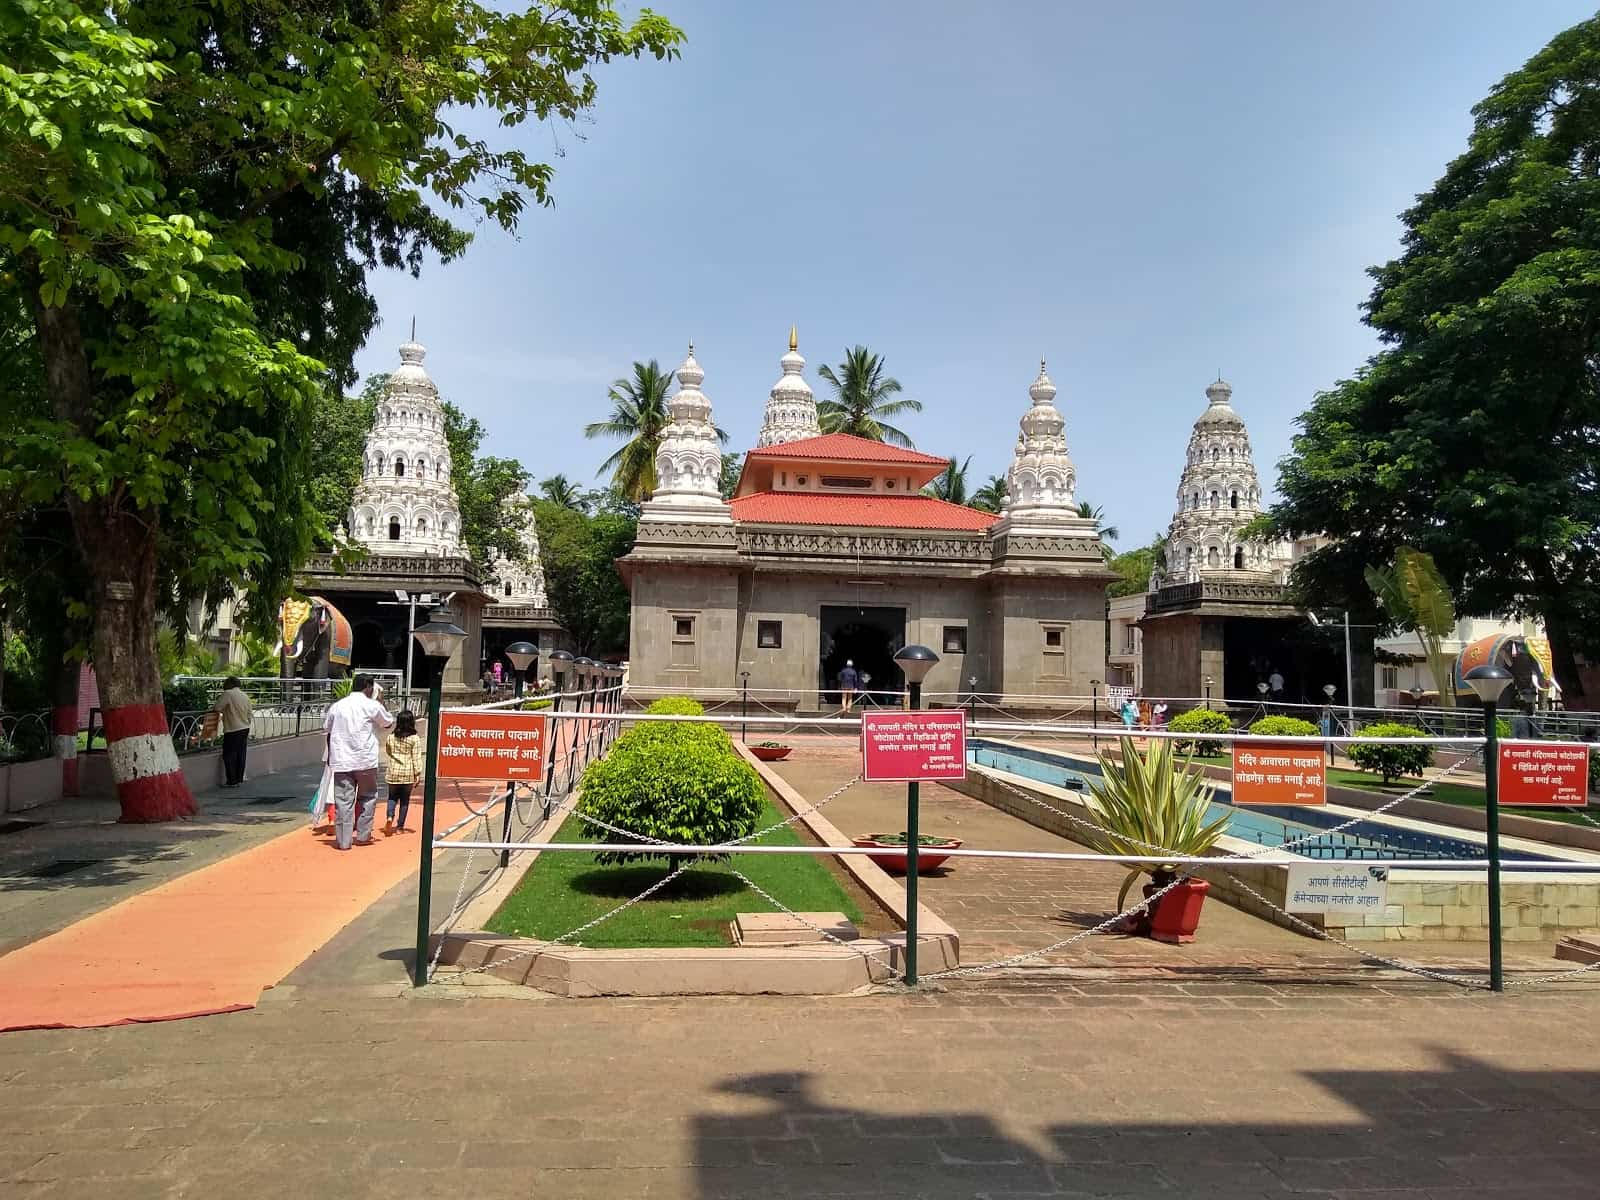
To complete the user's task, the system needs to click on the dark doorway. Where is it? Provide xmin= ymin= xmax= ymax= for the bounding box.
xmin=352 ymin=620 xmax=389 ymax=670
xmin=820 ymin=605 xmax=906 ymax=704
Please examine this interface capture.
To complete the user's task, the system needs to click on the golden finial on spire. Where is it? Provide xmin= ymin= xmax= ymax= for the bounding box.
xmin=789 ymin=325 xmax=798 ymax=353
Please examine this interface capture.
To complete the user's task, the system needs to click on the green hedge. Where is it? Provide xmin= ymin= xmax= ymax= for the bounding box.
xmin=1169 ymin=707 xmax=1232 ymax=755
xmin=521 ymin=698 xmax=553 ymax=711
xmin=1248 ymin=715 xmax=1320 ymax=738
xmin=1346 ymin=721 xmax=1432 ymax=784
xmin=577 ymin=694 xmax=763 ymax=865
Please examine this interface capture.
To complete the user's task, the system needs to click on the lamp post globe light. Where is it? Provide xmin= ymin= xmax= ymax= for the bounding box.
xmin=409 ymin=606 xmax=466 ymax=988
xmin=505 ymin=641 xmax=538 ymax=699
xmin=547 ymin=649 xmax=574 ymax=694
xmin=1464 ymin=662 xmax=1514 ymax=993
xmin=890 ymin=644 xmax=939 ymax=986
xmin=1409 ymin=683 xmax=1426 ymax=715
xmin=1203 ymin=676 xmax=1214 ymax=710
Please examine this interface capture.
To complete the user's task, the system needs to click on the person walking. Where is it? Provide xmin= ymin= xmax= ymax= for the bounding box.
xmin=323 ymin=675 xmax=395 ymax=850
xmin=209 ymin=676 xmax=253 ymax=787
xmin=1120 ymin=697 xmax=1139 ymax=731
xmin=381 ymin=710 xmax=423 ymax=835
xmin=838 ymin=660 xmax=860 ymax=713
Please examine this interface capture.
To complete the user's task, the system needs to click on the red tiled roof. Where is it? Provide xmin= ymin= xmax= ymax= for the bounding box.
xmin=729 ymin=491 xmax=999 ymax=531
xmin=743 ymin=433 xmax=949 ymax=467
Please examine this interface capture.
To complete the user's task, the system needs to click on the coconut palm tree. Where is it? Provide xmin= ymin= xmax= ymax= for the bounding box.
xmin=971 ymin=474 xmax=1008 ymax=514
xmin=1077 ymin=500 xmax=1119 ymax=543
xmin=816 ymin=346 xmax=922 ymax=447
xmin=539 ymin=474 xmax=584 ymax=510
xmin=585 ymin=360 xmax=727 ymax=501
xmin=925 ymin=456 xmax=971 ymax=504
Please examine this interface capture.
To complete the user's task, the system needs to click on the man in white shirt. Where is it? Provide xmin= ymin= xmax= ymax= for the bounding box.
xmin=323 ymin=675 xmax=396 ymax=850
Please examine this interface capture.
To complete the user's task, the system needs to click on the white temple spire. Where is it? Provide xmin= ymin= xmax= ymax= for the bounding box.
xmin=641 ymin=342 xmax=733 ymax=524
xmin=993 ymin=358 xmax=1096 ymax=538
xmin=1158 ymin=375 xmax=1290 ymax=583
xmin=756 ymin=326 xmax=822 ymax=447
xmin=348 ymin=339 xmax=463 ymax=556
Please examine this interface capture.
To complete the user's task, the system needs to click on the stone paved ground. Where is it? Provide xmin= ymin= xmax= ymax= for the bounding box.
xmin=4 ymin=972 xmax=1600 ymax=1199
xmin=767 ymin=747 xmax=1555 ymax=975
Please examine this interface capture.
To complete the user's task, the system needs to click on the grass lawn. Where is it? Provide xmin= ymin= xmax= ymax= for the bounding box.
xmin=1325 ymin=767 xmax=1597 ymax=827
xmin=485 ymin=796 xmax=865 ymax=948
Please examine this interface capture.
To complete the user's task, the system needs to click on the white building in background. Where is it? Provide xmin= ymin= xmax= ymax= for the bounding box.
xmin=1106 ymin=593 xmax=1146 ymax=691
xmin=1374 ymin=615 xmax=1545 ymax=706
xmin=348 ymin=340 xmax=463 ymax=556
xmin=1153 ymin=377 xmax=1292 ymax=586
xmin=486 ymin=495 xmax=547 ymax=606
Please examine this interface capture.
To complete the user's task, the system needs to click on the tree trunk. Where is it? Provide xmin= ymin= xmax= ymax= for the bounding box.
xmin=26 ymin=272 xmax=194 ymax=821
xmin=1544 ymin=606 xmax=1588 ymax=708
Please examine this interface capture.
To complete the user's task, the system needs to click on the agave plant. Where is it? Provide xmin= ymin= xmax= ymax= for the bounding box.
xmin=1086 ymin=738 xmax=1230 ymax=910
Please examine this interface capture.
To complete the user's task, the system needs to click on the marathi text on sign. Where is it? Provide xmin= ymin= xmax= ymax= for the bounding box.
xmin=436 ymin=711 xmax=548 ymax=780
xmin=1497 ymin=742 xmax=1591 ymax=807
xmin=1285 ymin=864 xmax=1389 ymax=914
xmin=1231 ymin=740 xmax=1327 ymax=806
xmin=860 ymin=710 xmax=968 ymax=783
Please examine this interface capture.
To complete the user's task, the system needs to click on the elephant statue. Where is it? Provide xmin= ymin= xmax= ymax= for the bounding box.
xmin=277 ymin=595 xmax=354 ymax=679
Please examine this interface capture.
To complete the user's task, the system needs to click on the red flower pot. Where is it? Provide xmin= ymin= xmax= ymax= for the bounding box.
xmin=750 ymin=745 xmax=792 ymax=762
xmin=852 ymin=836 xmax=963 ymax=872
xmin=1147 ymin=877 xmax=1210 ymax=944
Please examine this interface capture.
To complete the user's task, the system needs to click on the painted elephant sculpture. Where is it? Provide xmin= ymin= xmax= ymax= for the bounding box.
xmin=277 ymin=596 xmax=354 ymax=679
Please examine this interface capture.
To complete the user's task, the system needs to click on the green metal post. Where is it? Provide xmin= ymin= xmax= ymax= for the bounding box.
xmin=904 ymin=679 xmax=922 ymax=987
xmin=412 ymin=668 xmax=444 ymax=987
xmin=1485 ymin=699 xmax=1503 ymax=992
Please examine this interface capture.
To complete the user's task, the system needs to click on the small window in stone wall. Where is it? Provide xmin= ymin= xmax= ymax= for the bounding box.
xmin=942 ymin=625 xmax=967 ymax=654
xmin=1042 ymin=624 xmax=1067 ymax=678
xmin=670 ymin=614 xmax=697 ymax=670
xmin=1044 ymin=629 xmax=1062 ymax=648
xmin=757 ymin=620 xmax=782 ymax=649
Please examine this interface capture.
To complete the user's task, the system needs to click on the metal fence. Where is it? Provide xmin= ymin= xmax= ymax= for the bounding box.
xmin=0 ymin=710 xmax=53 ymax=764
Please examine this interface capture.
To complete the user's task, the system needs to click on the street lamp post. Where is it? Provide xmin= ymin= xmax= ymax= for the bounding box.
xmin=544 ymin=650 xmax=573 ymax=796
xmin=573 ymin=657 xmax=596 ymax=767
xmin=892 ymin=643 xmax=939 ymax=987
xmin=967 ymin=675 xmax=978 ymax=730
xmin=1203 ymin=676 xmax=1214 ymax=711
xmin=1322 ymin=683 xmax=1338 ymax=767
xmin=740 ymin=670 xmax=751 ymax=744
xmin=505 ymin=641 xmax=538 ymax=699
xmin=410 ymin=605 xmax=466 ymax=987
xmin=1090 ymin=679 xmax=1103 ymax=751
xmin=1464 ymin=663 xmax=1513 ymax=993
xmin=1256 ymin=680 xmax=1269 ymax=720
xmin=1409 ymin=683 xmax=1425 ymax=718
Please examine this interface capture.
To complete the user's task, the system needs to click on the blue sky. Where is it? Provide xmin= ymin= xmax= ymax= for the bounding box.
xmin=354 ymin=0 xmax=1596 ymax=547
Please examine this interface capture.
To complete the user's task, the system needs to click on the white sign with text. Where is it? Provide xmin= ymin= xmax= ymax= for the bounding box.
xmin=1284 ymin=863 xmax=1389 ymax=915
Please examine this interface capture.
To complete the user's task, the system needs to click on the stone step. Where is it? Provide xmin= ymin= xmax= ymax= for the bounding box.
xmin=733 ymin=911 xmax=859 ymax=945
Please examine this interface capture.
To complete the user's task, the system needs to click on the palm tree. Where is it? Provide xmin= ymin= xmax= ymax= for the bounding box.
xmin=539 ymin=474 xmax=584 ymax=510
xmin=816 ymin=346 xmax=922 ymax=447
xmin=925 ymin=455 xmax=971 ymax=504
xmin=971 ymin=474 xmax=1008 ymax=514
xmin=1077 ymin=500 xmax=1119 ymax=561
xmin=585 ymin=360 xmax=673 ymax=501
xmin=584 ymin=361 xmax=729 ymax=501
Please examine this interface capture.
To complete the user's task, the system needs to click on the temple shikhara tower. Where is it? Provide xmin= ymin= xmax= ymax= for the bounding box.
xmin=348 ymin=340 xmax=463 ymax=556
xmin=622 ymin=340 xmax=1112 ymax=705
xmin=1158 ymin=376 xmax=1290 ymax=581
xmin=1141 ymin=376 xmax=1356 ymax=705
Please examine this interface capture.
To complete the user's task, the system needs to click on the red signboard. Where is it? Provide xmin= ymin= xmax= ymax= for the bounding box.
xmin=860 ymin=710 xmax=968 ymax=782
xmin=437 ymin=711 xmax=548 ymax=780
xmin=1498 ymin=742 xmax=1591 ymax=807
xmin=1231 ymin=740 xmax=1327 ymax=806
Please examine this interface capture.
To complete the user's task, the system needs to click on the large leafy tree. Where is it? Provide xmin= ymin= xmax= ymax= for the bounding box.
xmin=1107 ymin=536 xmax=1166 ymax=599
xmin=442 ymin=401 xmax=532 ymax=567
xmin=533 ymin=498 xmax=634 ymax=656
xmin=1264 ymin=16 xmax=1600 ymax=700
xmin=0 ymin=1 xmax=681 ymax=819
xmin=816 ymin=346 xmax=922 ymax=446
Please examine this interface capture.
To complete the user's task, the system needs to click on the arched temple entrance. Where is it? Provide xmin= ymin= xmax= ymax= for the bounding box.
xmin=820 ymin=605 xmax=906 ymax=704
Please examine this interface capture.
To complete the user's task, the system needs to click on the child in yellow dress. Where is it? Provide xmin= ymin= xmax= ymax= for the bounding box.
xmin=381 ymin=710 xmax=424 ymax=835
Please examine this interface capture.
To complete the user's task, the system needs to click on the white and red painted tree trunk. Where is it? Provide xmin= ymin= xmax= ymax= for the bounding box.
xmin=52 ymin=659 xmax=79 ymax=797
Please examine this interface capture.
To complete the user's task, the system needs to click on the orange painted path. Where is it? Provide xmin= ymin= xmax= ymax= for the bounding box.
xmin=0 ymin=790 xmax=497 ymax=1032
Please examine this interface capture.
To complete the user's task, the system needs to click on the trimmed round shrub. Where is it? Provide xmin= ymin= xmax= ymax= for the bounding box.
xmin=1346 ymin=721 xmax=1432 ymax=784
xmin=646 ymin=696 xmax=704 ymax=716
xmin=578 ymin=695 xmax=761 ymax=865
xmin=1248 ymin=715 xmax=1320 ymax=738
xmin=1169 ymin=707 xmax=1233 ymax=755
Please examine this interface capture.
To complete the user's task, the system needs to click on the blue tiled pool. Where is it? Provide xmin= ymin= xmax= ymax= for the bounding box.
xmin=969 ymin=739 xmax=1559 ymax=863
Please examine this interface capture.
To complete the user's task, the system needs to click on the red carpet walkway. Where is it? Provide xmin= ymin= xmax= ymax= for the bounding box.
xmin=0 ymin=789 xmax=494 ymax=1032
